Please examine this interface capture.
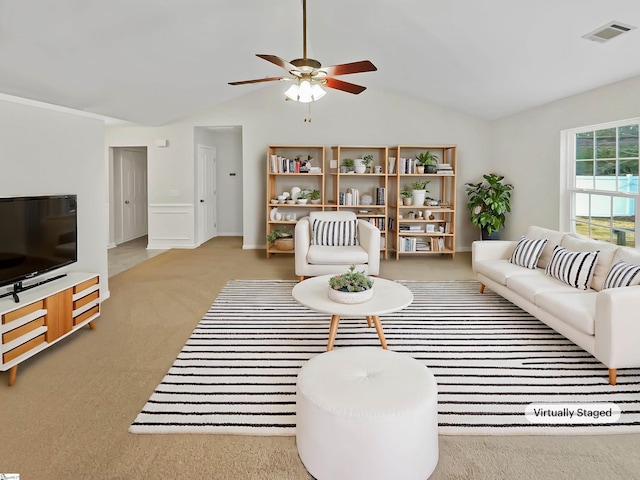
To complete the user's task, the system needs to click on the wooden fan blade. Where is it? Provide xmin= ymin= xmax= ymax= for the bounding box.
xmin=228 ymin=76 xmax=284 ymax=86
xmin=324 ymin=77 xmax=367 ymax=95
xmin=256 ymin=54 xmax=297 ymax=72
xmin=321 ymin=60 xmax=377 ymax=77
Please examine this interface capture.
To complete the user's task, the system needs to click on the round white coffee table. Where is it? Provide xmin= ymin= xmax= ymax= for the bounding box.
xmin=291 ymin=276 xmax=413 ymax=351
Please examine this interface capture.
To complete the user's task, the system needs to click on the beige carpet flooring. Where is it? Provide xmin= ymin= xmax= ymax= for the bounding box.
xmin=1 ymin=237 xmax=639 ymax=480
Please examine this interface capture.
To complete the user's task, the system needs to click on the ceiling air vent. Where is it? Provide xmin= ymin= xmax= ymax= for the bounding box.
xmin=582 ymin=21 xmax=636 ymax=43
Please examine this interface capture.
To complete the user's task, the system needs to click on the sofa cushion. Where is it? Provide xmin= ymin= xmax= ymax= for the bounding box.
xmin=611 ymin=245 xmax=640 ymax=266
xmin=603 ymin=261 xmax=640 ymax=289
xmin=560 ymin=235 xmax=617 ymax=291
xmin=524 ymin=226 xmax=566 ymax=269
xmin=307 ymin=245 xmax=369 ymax=265
xmin=474 ymin=259 xmax=540 ymax=286
xmin=509 ymin=236 xmax=548 ymax=269
xmin=312 ymin=218 xmax=359 ymax=246
xmin=545 ymin=245 xmax=599 ymax=290
xmin=535 ymin=291 xmax=597 ymax=335
xmin=507 ymin=272 xmax=581 ymax=304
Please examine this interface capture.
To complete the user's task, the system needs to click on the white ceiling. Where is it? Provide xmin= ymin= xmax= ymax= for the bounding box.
xmin=1 ymin=0 xmax=639 ymax=126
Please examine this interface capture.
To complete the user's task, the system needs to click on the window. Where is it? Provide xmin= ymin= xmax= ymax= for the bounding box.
xmin=563 ymin=119 xmax=639 ymax=248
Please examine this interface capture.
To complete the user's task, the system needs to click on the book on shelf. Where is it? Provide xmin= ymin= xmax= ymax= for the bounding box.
xmin=375 ymin=187 xmax=385 ymax=205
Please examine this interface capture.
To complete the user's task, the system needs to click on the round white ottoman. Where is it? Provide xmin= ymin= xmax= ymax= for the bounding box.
xmin=296 ymin=347 xmax=439 ymax=480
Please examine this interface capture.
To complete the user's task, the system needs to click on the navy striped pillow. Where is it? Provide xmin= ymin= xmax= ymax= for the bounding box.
xmin=603 ymin=261 xmax=640 ymax=289
xmin=509 ymin=236 xmax=548 ymax=269
xmin=311 ymin=219 xmax=359 ymax=246
xmin=545 ymin=245 xmax=599 ymax=290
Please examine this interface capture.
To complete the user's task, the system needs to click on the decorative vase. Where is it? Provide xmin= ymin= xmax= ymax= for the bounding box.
xmin=403 ymin=197 xmax=413 ymax=206
xmin=416 ymin=165 xmax=425 ymax=174
xmin=328 ymin=287 xmax=373 ymax=304
xmin=412 ymin=189 xmax=427 ymax=206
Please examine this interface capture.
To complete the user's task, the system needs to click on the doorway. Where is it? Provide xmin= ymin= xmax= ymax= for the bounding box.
xmin=111 ymin=147 xmax=148 ymax=246
xmin=194 ymin=126 xmax=243 ymax=241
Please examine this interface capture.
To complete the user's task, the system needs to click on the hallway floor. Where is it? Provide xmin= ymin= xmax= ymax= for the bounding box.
xmin=108 ymin=236 xmax=168 ymax=277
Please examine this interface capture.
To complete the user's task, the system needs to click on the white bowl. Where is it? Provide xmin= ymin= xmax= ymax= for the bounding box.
xmin=297 ymin=199 xmax=308 ymax=205
xmin=328 ymin=287 xmax=373 ymax=304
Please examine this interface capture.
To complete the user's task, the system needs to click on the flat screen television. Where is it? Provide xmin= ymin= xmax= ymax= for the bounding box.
xmin=0 ymin=195 xmax=77 ymax=292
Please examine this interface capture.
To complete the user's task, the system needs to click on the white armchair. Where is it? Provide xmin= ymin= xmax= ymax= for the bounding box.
xmin=295 ymin=211 xmax=381 ymax=280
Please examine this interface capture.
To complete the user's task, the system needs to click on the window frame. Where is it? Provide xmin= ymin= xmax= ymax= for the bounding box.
xmin=561 ymin=118 xmax=639 ymax=249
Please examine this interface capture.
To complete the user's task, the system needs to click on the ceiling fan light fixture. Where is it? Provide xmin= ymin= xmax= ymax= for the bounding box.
xmin=284 ymin=79 xmax=326 ymax=103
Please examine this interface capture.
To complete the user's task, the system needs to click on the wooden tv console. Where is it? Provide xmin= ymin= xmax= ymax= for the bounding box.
xmin=0 ymin=272 xmax=101 ymax=386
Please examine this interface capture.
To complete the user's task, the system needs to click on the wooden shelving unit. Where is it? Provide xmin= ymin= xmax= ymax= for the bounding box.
xmin=266 ymin=145 xmax=326 ymax=258
xmin=328 ymin=146 xmax=390 ymax=259
xmin=392 ymin=145 xmax=457 ymax=259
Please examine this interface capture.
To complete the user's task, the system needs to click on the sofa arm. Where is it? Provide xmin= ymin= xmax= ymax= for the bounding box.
xmin=358 ymin=220 xmax=381 ymax=276
xmin=295 ymin=217 xmax=312 ymax=275
xmin=595 ymin=286 xmax=640 ymax=368
xmin=472 ymin=240 xmax=516 ymax=272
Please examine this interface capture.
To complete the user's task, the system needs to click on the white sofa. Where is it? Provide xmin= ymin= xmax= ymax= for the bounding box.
xmin=295 ymin=211 xmax=380 ymax=280
xmin=472 ymin=225 xmax=640 ymax=385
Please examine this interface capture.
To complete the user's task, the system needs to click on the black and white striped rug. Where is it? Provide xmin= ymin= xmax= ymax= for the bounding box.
xmin=129 ymin=280 xmax=640 ymax=436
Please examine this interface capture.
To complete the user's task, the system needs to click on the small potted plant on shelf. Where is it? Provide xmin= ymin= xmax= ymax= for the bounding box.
xmin=309 ymin=189 xmax=321 ymax=204
xmin=328 ymin=265 xmax=374 ymax=304
xmin=297 ymin=191 xmax=309 ymax=204
xmin=400 ymin=189 xmax=413 ymax=206
xmin=416 ymin=151 xmax=439 ymax=174
xmin=362 ymin=154 xmax=374 ymax=173
xmin=266 ymin=228 xmax=293 ymax=251
xmin=341 ymin=158 xmax=355 ymax=173
xmin=410 ymin=180 xmax=430 ymax=206
xmin=465 ymin=173 xmax=513 ymax=240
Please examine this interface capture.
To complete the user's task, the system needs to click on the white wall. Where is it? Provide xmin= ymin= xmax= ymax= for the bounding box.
xmin=106 ymin=84 xmax=491 ymax=250
xmin=491 ymin=74 xmax=640 ymax=240
xmin=0 ymin=99 xmax=108 ymax=297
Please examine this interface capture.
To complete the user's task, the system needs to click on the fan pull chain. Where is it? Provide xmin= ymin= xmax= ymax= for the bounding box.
xmin=304 ymin=102 xmax=312 ymax=123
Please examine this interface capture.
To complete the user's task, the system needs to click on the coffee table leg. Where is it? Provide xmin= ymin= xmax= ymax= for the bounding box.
xmin=372 ymin=316 xmax=388 ymax=350
xmin=366 ymin=316 xmax=372 ymax=327
xmin=327 ymin=315 xmax=341 ymax=351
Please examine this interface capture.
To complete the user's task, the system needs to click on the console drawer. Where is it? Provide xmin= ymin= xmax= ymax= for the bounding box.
xmin=2 ymin=316 xmax=46 ymax=343
xmin=3 ymin=334 xmax=45 ymax=363
xmin=2 ymin=300 xmax=45 ymax=325
xmin=73 ymin=305 xmax=99 ymax=325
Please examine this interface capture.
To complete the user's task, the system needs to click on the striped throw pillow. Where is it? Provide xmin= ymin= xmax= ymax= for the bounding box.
xmin=509 ymin=236 xmax=548 ymax=269
xmin=603 ymin=261 xmax=640 ymax=289
xmin=545 ymin=245 xmax=599 ymax=290
xmin=311 ymin=218 xmax=359 ymax=246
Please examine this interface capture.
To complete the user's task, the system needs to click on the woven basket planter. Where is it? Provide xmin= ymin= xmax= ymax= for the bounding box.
xmin=273 ymin=237 xmax=294 ymax=251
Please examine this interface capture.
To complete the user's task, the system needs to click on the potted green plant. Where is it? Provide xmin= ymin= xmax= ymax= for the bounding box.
xmin=362 ymin=154 xmax=374 ymax=173
xmin=328 ymin=265 xmax=374 ymax=304
xmin=410 ymin=180 xmax=430 ymax=206
xmin=465 ymin=173 xmax=514 ymax=240
xmin=341 ymin=158 xmax=355 ymax=173
xmin=266 ymin=228 xmax=293 ymax=250
xmin=416 ymin=151 xmax=439 ymax=174
xmin=400 ymin=189 xmax=413 ymax=206
xmin=297 ymin=191 xmax=309 ymax=204
xmin=309 ymin=189 xmax=321 ymax=204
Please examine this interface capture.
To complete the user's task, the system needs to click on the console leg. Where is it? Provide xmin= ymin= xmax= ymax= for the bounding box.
xmin=89 ymin=321 xmax=96 ymax=330
xmin=298 ymin=276 xmax=305 ymax=282
xmin=9 ymin=365 xmax=17 ymax=386
xmin=480 ymin=283 xmax=485 ymax=294
xmin=609 ymin=368 xmax=617 ymax=386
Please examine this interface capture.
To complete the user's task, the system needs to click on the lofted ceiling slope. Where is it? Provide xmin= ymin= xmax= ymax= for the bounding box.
xmin=0 ymin=0 xmax=639 ymax=126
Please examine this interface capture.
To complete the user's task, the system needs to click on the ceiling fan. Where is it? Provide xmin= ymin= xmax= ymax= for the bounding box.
xmin=228 ymin=0 xmax=377 ymax=103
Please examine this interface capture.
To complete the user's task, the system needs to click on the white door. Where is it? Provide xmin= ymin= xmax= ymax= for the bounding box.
xmin=121 ymin=149 xmax=148 ymax=242
xmin=197 ymin=145 xmax=217 ymax=244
